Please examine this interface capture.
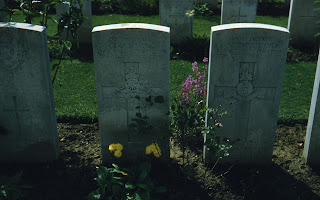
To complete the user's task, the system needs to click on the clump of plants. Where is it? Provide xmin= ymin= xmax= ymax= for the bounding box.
xmin=88 ymin=143 xmax=166 ymax=200
xmin=170 ymin=58 xmax=232 ymax=165
xmin=171 ymin=58 xmax=208 ymax=154
xmin=194 ymin=3 xmax=214 ymax=16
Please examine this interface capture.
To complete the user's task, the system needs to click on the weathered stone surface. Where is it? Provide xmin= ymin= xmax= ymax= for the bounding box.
xmin=56 ymin=0 xmax=92 ymax=45
xmin=204 ymin=23 xmax=289 ymax=164
xmin=221 ymin=0 xmax=258 ymax=24
xmin=303 ymin=49 xmax=320 ymax=166
xmin=92 ymin=23 xmax=170 ymax=163
xmin=159 ymin=0 xmax=193 ymax=44
xmin=0 ymin=0 xmax=6 ymax=22
xmin=288 ymin=0 xmax=320 ymax=49
xmin=0 ymin=22 xmax=59 ymax=162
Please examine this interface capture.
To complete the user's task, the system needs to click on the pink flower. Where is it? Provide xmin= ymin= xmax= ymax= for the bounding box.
xmin=203 ymin=57 xmax=208 ymax=62
xmin=192 ymin=61 xmax=198 ymax=66
xmin=192 ymin=65 xmax=198 ymax=73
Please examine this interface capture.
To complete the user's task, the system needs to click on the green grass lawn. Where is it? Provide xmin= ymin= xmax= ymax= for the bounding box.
xmin=8 ymin=13 xmax=316 ymax=124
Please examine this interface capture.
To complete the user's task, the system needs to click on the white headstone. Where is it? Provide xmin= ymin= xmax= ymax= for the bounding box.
xmin=159 ymin=0 xmax=193 ymax=44
xmin=288 ymin=0 xmax=320 ymax=49
xmin=204 ymin=23 xmax=290 ymax=164
xmin=303 ymin=49 xmax=320 ymax=166
xmin=92 ymin=23 xmax=170 ymax=163
xmin=56 ymin=0 xmax=92 ymax=45
xmin=197 ymin=0 xmax=218 ymax=9
xmin=0 ymin=22 xmax=59 ymax=162
xmin=0 ymin=0 xmax=6 ymax=22
xmin=221 ymin=0 xmax=258 ymax=24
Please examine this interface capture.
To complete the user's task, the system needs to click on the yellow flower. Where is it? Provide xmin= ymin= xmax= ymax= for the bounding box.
xmin=146 ymin=146 xmax=152 ymax=155
xmin=109 ymin=143 xmax=123 ymax=152
xmin=109 ymin=144 xmax=116 ymax=151
xmin=146 ymin=143 xmax=161 ymax=158
xmin=114 ymin=150 xmax=122 ymax=158
xmin=153 ymin=151 xmax=161 ymax=158
xmin=115 ymin=143 xmax=123 ymax=151
xmin=149 ymin=144 xmax=156 ymax=152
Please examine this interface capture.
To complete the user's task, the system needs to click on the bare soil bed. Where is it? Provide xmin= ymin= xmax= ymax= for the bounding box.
xmin=1 ymin=123 xmax=320 ymax=200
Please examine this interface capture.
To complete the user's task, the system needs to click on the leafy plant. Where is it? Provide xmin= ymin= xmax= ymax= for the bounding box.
xmin=171 ymin=58 xmax=232 ymax=165
xmin=88 ymin=162 xmax=166 ymax=200
xmin=170 ymin=59 xmax=208 ymax=164
xmin=0 ymin=171 xmax=32 ymax=200
xmin=202 ymin=107 xmax=232 ymax=160
xmin=52 ymin=0 xmax=84 ymax=84
xmin=194 ymin=3 xmax=214 ymax=16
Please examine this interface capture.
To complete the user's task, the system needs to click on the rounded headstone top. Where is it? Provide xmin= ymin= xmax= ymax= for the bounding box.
xmin=0 ymin=22 xmax=46 ymax=32
xmin=211 ymin=23 xmax=289 ymax=33
xmin=92 ymin=23 xmax=170 ymax=33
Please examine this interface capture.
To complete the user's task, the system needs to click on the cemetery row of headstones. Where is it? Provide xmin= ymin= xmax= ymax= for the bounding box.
xmin=1 ymin=0 xmax=320 ymax=165
xmin=1 ymin=20 xmax=320 ymax=166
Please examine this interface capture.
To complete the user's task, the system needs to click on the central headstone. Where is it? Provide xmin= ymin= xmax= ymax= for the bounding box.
xmin=204 ymin=23 xmax=290 ymax=164
xmin=303 ymin=49 xmax=320 ymax=166
xmin=159 ymin=0 xmax=193 ymax=44
xmin=92 ymin=23 xmax=170 ymax=163
xmin=221 ymin=0 xmax=258 ymax=24
xmin=288 ymin=0 xmax=320 ymax=49
xmin=0 ymin=22 xmax=59 ymax=162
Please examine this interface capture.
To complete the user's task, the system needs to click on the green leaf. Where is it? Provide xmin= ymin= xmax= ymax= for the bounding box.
xmin=125 ymin=183 xmax=136 ymax=190
xmin=132 ymin=192 xmax=143 ymax=200
xmin=88 ymin=190 xmax=102 ymax=200
xmin=63 ymin=40 xmax=72 ymax=51
xmin=112 ymin=164 xmax=119 ymax=169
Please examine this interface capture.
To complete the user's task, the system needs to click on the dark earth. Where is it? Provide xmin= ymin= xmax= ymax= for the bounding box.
xmin=1 ymin=123 xmax=320 ymax=200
